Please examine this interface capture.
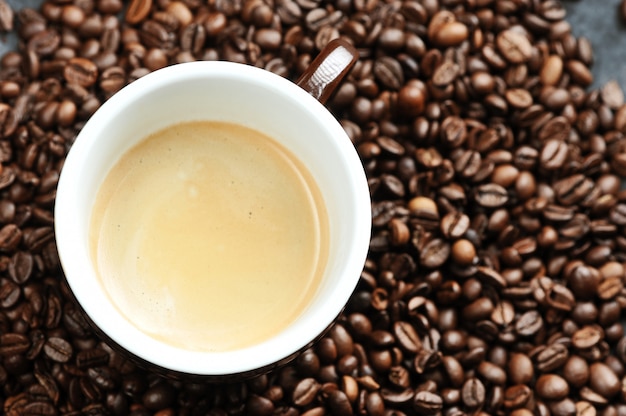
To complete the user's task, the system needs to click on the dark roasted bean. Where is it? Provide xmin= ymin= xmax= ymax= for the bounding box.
xmin=43 ymin=336 xmax=72 ymax=363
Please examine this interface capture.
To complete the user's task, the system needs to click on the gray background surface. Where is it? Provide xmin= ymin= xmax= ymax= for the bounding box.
xmin=563 ymin=0 xmax=626 ymax=90
xmin=1 ymin=1 xmax=625 ymax=91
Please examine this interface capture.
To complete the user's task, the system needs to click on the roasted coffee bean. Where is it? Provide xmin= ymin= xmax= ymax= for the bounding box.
xmin=0 ymin=223 xmax=22 ymax=252
xmin=535 ymin=374 xmax=569 ymax=400
xmin=142 ymin=382 xmax=176 ymax=411
xmin=64 ymin=57 xmax=98 ymax=87
xmin=373 ymin=56 xmax=404 ymax=91
xmin=8 ymin=251 xmax=33 ymax=284
xmin=535 ymin=343 xmax=569 ymax=372
xmin=43 ymin=336 xmax=73 ymax=363
xmin=503 ymin=384 xmax=532 ymax=409
xmin=413 ymin=391 xmax=443 ymax=415
xmin=461 ymin=377 xmax=485 ymax=408
xmin=474 ymin=183 xmax=508 ymax=208
xmin=0 ymin=333 xmax=30 ymax=356
xmin=563 ymin=355 xmax=590 ymax=388
xmin=0 ymin=0 xmax=13 ymax=32
xmin=0 ymin=278 xmax=20 ymax=308
xmin=433 ymin=22 xmax=468 ymax=47
xmin=326 ymin=389 xmax=352 ymax=416
xmin=589 ymin=362 xmax=621 ymax=398
xmin=567 ymin=60 xmax=593 ymax=86
xmin=292 ymin=378 xmax=320 ymax=407
xmin=508 ymin=353 xmax=534 ymax=385
xmin=496 ymin=30 xmax=532 ymax=63
xmin=572 ymin=325 xmax=604 ymax=350
xmin=126 ymin=0 xmax=152 ymax=24
xmin=419 ymin=238 xmax=450 ymax=268
xmin=393 ymin=321 xmax=422 ymax=353
xmin=440 ymin=211 xmax=469 ymax=239
xmin=397 ymin=81 xmax=426 ymax=118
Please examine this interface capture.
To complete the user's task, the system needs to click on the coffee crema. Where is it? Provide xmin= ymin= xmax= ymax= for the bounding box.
xmin=89 ymin=121 xmax=329 ymax=352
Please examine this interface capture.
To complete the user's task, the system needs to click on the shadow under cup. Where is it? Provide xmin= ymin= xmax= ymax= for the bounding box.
xmin=54 ymin=61 xmax=371 ymax=378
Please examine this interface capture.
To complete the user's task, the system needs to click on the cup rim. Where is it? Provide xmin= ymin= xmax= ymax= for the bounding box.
xmin=54 ymin=61 xmax=371 ymax=376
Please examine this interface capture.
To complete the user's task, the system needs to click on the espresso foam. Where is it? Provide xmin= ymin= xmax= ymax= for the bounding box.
xmin=90 ymin=121 xmax=329 ymax=351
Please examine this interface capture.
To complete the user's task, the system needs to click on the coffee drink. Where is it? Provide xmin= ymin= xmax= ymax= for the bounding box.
xmin=89 ymin=121 xmax=329 ymax=351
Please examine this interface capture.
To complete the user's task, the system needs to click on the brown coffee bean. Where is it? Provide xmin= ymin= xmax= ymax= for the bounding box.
xmin=462 ymin=297 xmax=494 ymax=322
xmin=64 ymin=57 xmax=98 ymax=87
xmin=43 ymin=336 xmax=73 ymax=363
xmin=0 ymin=0 xmax=13 ymax=32
xmin=7 ymin=251 xmax=33 ymax=284
xmin=455 ymin=149 xmax=481 ymax=178
xmin=413 ymin=391 xmax=443 ymax=415
xmin=373 ymin=56 xmax=404 ymax=91
xmin=515 ymin=310 xmax=543 ymax=337
xmin=76 ymin=348 xmax=110 ymax=369
xmin=388 ymin=365 xmax=410 ymax=389
xmin=450 ymin=239 xmax=475 ymax=266
xmin=0 ymin=333 xmax=30 ymax=356
xmin=572 ymin=325 xmax=604 ymax=350
xmin=388 ymin=218 xmax=410 ymax=246
xmin=166 ymin=1 xmax=192 ymax=25
xmin=563 ymin=355 xmax=589 ymax=388
xmin=419 ymin=238 xmax=450 ymax=268
xmin=292 ymin=378 xmax=320 ymax=407
xmin=535 ymin=343 xmax=569 ymax=372
xmin=461 ymin=377 xmax=485 ymax=408
xmin=440 ymin=211 xmax=470 ymax=239
xmin=0 ymin=278 xmax=20 ymax=308
xmin=553 ymin=174 xmax=594 ymax=206
xmin=601 ymin=80 xmax=624 ymax=109
xmin=490 ymin=300 xmax=514 ymax=327
xmin=535 ymin=374 xmax=570 ymax=400
xmin=393 ymin=321 xmax=422 ymax=353
xmin=437 ymin=116 xmax=465 ymax=148
xmin=540 ymin=139 xmax=568 ymax=171
xmin=397 ymin=81 xmax=426 ymax=117
xmin=508 ymin=353 xmax=534 ymax=385
xmin=505 ymin=88 xmax=533 ymax=109
xmin=326 ymin=389 xmax=352 ymax=416
xmin=379 ymin=387 xmax=412 ymax=408
xmin=126 ymin=0 xmax=152 ymax=25
xmin=0 ymin=223 xmax=22 ymax=252
xmin=142 ymin=382 xmax=176 ymax=411
xmin=474 ymin=183 xmax=508 ymax=208
xmin=329 ymin=324 xmax=354 ymax=358
xmin=432 ymin=61 xmax=459 ymax=87
xmin=28 ymin=29 xmax=60 ymax=56
xmin=540 ymin=55 xmax=564 ymax=86
xmin=503 ymin=384 xmax=532 ymax=409
xmin=434 ymin=22 xmax=468 ymax=47
xmin=180 ymin=23 xmax=206 ymax=55
xmin=589 ymin=362 xmax=620 ymax=398
xmin=496 ymin=30 xmax=532 ymax=63
xmin=597 ymin=277 xmax=623 ymax=300
xmin=477 ymin=361 xmax=506 ymax=385
xmin=566 ymin=60 xmax=593 ymax=87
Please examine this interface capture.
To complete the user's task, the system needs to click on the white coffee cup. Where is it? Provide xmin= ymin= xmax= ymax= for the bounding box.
xmin=55 ymin=40 xmax=371 ymax=378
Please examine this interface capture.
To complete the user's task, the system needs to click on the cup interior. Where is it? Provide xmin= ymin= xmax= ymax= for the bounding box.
xmin=55 ymin=61 xmax=371 ymax=376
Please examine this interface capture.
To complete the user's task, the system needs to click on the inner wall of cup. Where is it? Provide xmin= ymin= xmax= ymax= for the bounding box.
xmin=66 ymin=63 xmax=369 ymax=373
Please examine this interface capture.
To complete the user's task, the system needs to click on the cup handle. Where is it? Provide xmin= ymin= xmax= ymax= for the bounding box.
xmin=296 ymin=38 xmax=359 ymax=105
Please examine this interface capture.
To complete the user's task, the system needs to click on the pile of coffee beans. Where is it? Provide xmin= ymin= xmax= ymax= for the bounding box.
xmin=1 ymin=0 xmax=626 ymax=414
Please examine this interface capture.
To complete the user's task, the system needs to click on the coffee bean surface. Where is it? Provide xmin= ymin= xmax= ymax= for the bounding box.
xmin=1 ymin=0 xmax=626 ymax=415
